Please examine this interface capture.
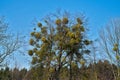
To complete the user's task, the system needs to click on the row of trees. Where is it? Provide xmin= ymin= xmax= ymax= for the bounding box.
xmin=0 ymin=60 xmax=118 ymax=80
xmin=0 ymin=67 xmax=27 ymax=80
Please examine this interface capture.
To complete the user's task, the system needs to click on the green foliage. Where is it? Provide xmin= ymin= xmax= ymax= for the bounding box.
xmin=37 ymin=22 xmax=42 ymax=27
xmin=28 ymin=12 xmax=91 ymax=80
xmin=0 ymin=67 xmax=27 ymax=80
xmin=28 ymin=50 xmax=33 ymax=56
xmin=56 ymin=19 xmax=61 ymax=25
xmin=113 ymin=43 xmax=118 ymax=51
xmin=62 ymin=17 xmax=69 ymax=24
xmin=0 ymin=60 xmax=119 ymax=80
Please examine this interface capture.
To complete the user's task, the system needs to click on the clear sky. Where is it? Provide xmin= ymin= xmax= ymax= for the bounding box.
xmin=0 ymin=0 xmax=120 ymax=68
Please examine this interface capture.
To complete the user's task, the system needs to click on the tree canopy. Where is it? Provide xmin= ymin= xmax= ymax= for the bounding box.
xmin=28 ymin=12 xmax=91 ymax=80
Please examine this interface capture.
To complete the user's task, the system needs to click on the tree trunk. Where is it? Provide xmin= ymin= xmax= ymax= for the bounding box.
xmin=69 ymin=63 xmax=72 ymax=80
xmin=69 ymin=55 xmax=72 ymax=80
xmin=54 ymin=69 xmax=60 ymax=80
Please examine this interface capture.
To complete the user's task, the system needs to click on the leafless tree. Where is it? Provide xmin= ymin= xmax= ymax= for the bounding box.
xmin=99 ymin=18 xmax=120 ymax=80
xmin=0 ymin=16 xmax=22 ymax=66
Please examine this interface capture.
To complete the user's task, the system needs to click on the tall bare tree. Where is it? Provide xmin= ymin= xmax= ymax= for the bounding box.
xmin=0 ymin=16 xmax=22 ymax=66
xmin=99 ymin=18 xmax=120 ymax=80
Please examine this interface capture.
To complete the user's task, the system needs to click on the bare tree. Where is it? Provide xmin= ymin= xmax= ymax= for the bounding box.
xmin=0 ymin=17 xmax=22 ymax=66
xmin=99 ymin=18 xmax=120 ymax=80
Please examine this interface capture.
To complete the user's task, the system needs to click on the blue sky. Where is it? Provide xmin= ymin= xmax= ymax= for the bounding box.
xmin=1 ymin=0 xmax=120 ymax=34
xmin=0 ymin=0 xmax=120 ymax=68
